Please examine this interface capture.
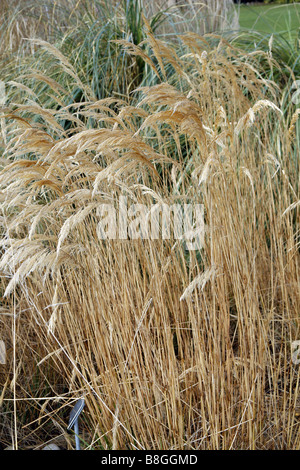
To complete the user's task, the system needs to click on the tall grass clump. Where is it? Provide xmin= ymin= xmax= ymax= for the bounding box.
xmin=0 ymin=22 xmax=299 ymax=450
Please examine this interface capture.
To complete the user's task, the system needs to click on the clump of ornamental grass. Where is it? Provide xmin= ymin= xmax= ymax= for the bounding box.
xmin=0 ymin=28 xmax=299 ymax=450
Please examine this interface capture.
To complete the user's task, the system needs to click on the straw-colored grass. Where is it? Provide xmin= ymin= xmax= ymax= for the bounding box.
xmin=0 ymin=12 xmax=299 ymax=451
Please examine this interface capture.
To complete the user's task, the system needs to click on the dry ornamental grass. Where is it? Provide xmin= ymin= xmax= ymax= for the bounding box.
xmin=0 ymin=6 xmax=299 ymax=451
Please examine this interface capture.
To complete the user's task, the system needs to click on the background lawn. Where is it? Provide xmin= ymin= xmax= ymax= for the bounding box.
xmin=238 ymin=3 xmax=300 ymax=37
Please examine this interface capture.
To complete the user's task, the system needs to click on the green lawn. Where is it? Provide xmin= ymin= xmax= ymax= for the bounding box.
xmin=238 ymin=3 xmax=300 ymax=37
